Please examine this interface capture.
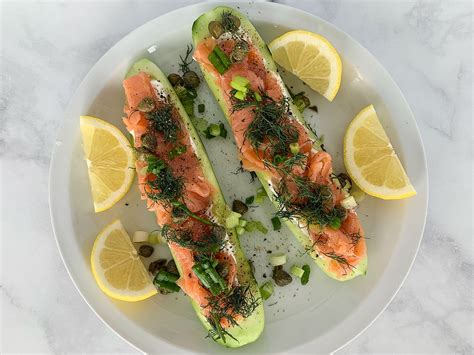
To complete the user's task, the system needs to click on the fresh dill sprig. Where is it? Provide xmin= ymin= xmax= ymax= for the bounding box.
xmin=162 ymin=225 xmax=225 ymax=253
xmin=146 ymin=104 xmax=181 ymax=142
xmin=179 ymin=44 xmax=193 ymax=74
xmin=233 ymin=95 xmax=299 ymax=157
xmin=274 ymin=175 xmax=346 ymax=229
xmin=145 ymin=164 xmax=184 ymax=205
xmin=321 ymin=251 xmax=355 ymax=275
xmin=205 ymin=285 xmax=260 ymax=344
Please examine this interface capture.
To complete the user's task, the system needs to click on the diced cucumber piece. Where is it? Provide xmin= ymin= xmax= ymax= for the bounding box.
xmin=259 ymin=281 xmax=274 ymax=300
xmin=225 ymin=211 xmax=242 ymax=229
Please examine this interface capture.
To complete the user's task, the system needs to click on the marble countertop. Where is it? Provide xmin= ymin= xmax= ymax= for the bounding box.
xmin=1 ymin=1 xmax=472 ymax=353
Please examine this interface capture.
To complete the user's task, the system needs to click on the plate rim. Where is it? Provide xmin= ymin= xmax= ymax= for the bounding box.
xmin=49 ymin=1 xmax=429 ymax=353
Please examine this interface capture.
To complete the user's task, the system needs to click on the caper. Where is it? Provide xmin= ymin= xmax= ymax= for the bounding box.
xmin=148 ymin=258 xmax=167 ymax=275
xmin=231 ymin=40 xmax=249 ymax=63
xmin=272 ymin=266 xmax=292 ymax=287
xmin=232 ymin=199 xmax=249 ymax=215
xmin=208 ymin=21 xmax=224 ymax=39
xmin=183 ymin=71 xmax=200 ymax=89
xmin=216 ymin=261 xmax=229 ymax=279
xmin=138 ymin=245 xmax=154 ymax=258
xmin=167 ymin=73 xmax=184 ymax=87
xmin=223 ymin=13 xmax=240 ymax=32
xmin=141 ymin=133 xmax=157 ymax=151
xmin=166 ymin=260 xmax=179 ymax=275
xmin=137 ymin=97 xmax=155 ymax=112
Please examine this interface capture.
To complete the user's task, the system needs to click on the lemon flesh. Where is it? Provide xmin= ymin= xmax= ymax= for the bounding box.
xmin=91 ymin=219 xmax=157 ymax=301
xmin=269 ymin=30 xmax=342 ymax=101
xmin=344 ymin=105 xmax=416 ymax=200
xmin=80 ymin=116 xmax=135 ymax=212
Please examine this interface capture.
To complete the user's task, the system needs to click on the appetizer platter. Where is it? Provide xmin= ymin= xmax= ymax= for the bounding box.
xmin=49 ymin=2 xmax=428 ymax=353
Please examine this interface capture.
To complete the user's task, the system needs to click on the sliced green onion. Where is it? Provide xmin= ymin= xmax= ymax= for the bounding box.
xmin=290 ymin=265 xmax=305 ymax=278
xmin=133 ymin=231 xmax=149 ymax=243
xmin=198 ymin=103 xmax=205 ymax=113
xmin=232 ymin=75 xmax=250 ymax=87
xmin=219 ymin=122 xmax=227 ymax=138
xmin=254 ymin=91 xmax=262 ymax=102
xmin=245 ymin=196 xmax=254 ymax=205
xmin=234 ymin=91 xmax=246 ymax=101
xmin=269 ymin=252 xmax=286 ymax=266
xmin=301 ymin=265 xmax=310 ymax=285
xmin=208 ymin=123 xmax=221 ymax=137
xmin=273 ymin=154 xmax=285 ymax=164
xmin=329 ymin=217 xmax=341 ymax=229
xmin=148 ymin=230 xmax=162 ymax=244
xmin=230 ymin=81 xmax=248 ymax=93
xmin=271 ymin=217 xmax=281 ymax=231
xmin=259 ymin=281 xmax=274 ymax=300
xmin=236 ymin=226 xmax=246 ymax=235
xmin=154 ymin=280 xmax=180 ymax=293
xmin=225 ymin=211 xmax=242 ymax=229
xmin=155 ymin=270 xmax=179 ymax=283
xmin=341 ymin=196 xmax=357 ymax=210
xmin=239 ymin=219 xmax=248 ymax=227
xmin=244 ymin=220 xmax=268 ymax=234
xmin=290 ymin=142 xmax=300 ymax=155
xmin=168 ymin=144 xmax=187 ymax=159
xmin=208 ymin=52 xmax=227 ymax=74
xmin=213 ymin=46 xmax=232 ymax=68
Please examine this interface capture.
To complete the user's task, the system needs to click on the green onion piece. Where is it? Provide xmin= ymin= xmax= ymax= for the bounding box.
xmin=230 ymin=81 xmax=248 ymax=93
xmin=301 ymin=265 xmax=310 ymax=285
xmin=236 ymin=226 xmax=246 ymax=235
xmin=273 ymin=154 xmax=285 ymax=164
xmin=259 ymin=281 xmax=274 ymax=300
xmin=329 ymin=216 xmax=341 ymax=229
xmin=219 ymin=123 xmax=227 ymax=138
xmin=290 ymin=142 xmax=300 ymax=155
xmin=148 ymin=230 xmax=162 ymax=244
xmin=271 ymin=216 xmax=281 ymax=231
xmin=239 ymin=219 xmax=248 ymax=227
xmin=244 ymin=220 xmax=268 ymax=234
xmin=208 ymin=52 xmax=227 ymax=74
xmin=245 ymin=196 xmax=254 ymax=205
xmin=232 ymin=75 xmax=250 ymax=87
xmin=192 ymin=264 xmax=213 ymax=289
xmin=234 ymin=91 xmax=246 ymax=101
xmin=155 ymin=270 xmax=179 ymax=283
xmin=225 ymin=211 xmax=241 ymax=228
xmin=208 ymin=123 xmax=221 ymax=137
xmin=254 ymin=91 xmax=262 ymax=102
xmin=290 ymin=265 xmax=305 ymax=278
xmin=154 ymin=280 xmax=180 ymax=293
xmin=198 ymin=103 xmax=205 ymax=113
xmin=168 ymin=144 xmax=187 ymax=160
xmin=213 ymin=46 xmax=232 ymax=68
xmin=269 ymin=252 xmax=287 ymax=266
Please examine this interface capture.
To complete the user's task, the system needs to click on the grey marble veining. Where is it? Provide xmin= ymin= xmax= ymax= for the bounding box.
xmin=1 ymin=1 xmax=472 ymax=353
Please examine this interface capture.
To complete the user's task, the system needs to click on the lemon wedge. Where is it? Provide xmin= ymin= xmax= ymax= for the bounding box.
xmin=269 ymin=30 xmax=342 ymax=101
xmin=80 ymin=116 xmax=135 ymax=212
xmin=91 ymin=219 xmax=157 ymax=301
xmin=344 ymin=105 xmax=416 ymax=200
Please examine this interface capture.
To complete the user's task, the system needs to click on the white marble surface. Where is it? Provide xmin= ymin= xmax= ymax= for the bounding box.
xmin=1 ymin=0 xmax=472 ymax=353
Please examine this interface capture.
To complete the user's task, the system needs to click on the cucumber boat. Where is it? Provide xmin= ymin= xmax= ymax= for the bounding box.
xmin=192 ymin=7 xmax=367 ymax=281
xmin=122 ymin=58 xmax=264 ymax=347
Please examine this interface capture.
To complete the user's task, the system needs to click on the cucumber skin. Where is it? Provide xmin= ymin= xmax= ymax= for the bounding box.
xmin=125 ymin=58 xmax=264 ymax=348
xmin=192 ymin=6 xmax=367 ymax=281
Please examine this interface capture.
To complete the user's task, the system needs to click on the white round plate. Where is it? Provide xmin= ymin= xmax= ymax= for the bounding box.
xmin=49 ymin=2 xmax=428 ymax=353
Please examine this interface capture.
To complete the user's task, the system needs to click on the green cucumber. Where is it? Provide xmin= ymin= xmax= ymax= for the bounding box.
xmin=192 ymin=6 xmax=367 ymax=281
xmin=125 ymin=58 xmax=264 ymax=347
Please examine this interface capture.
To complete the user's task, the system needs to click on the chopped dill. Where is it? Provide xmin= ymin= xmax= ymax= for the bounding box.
xmin=145 ymin=164 xmax=184 ymax=205
xmin=146 ymin=104 xmax=181 ymax=142
xmin=205 ymin=285 xmax=260 ymax=343
xmin=161 ymin=225 xmax=225 ymax=253
xmin=179 ymin=44 xmax=193 ymax=74
xmin=321 ymin=251 xmax=355 ymax=275
xmin=274 ymin=175 xmax=346 ymax=229
xmin=233 ymin=94 xmax=299 ymax=157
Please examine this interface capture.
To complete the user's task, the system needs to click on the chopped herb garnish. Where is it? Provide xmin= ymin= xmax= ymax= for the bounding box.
xmin=271 ymin=216 xmax=281 ymax=231
xmin=146 ymin=104 xmax=181 ymax=142
xmin=162 ymin=224 xmax=225 ymax=253
xmin=198 ymin=103 xmax=205 ymax=113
